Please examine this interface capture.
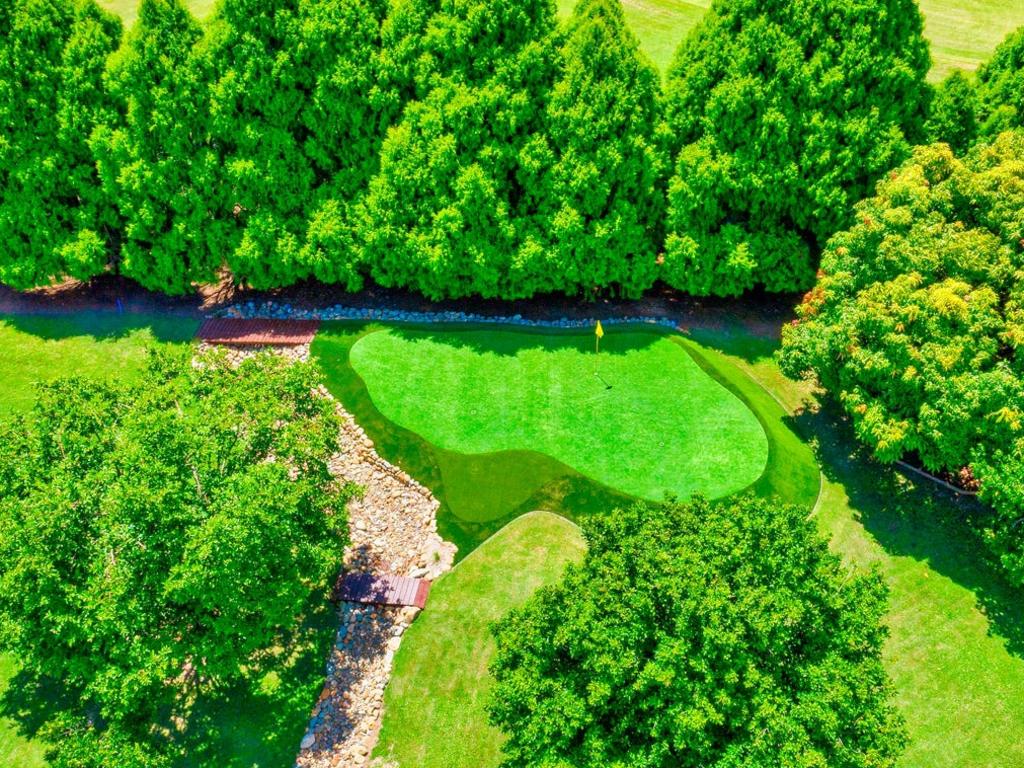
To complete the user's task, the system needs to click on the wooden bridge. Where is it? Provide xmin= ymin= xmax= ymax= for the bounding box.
xmin=336 ymin=572 xmax=431 ymax=609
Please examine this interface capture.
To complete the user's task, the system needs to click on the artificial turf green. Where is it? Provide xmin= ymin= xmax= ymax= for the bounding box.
xmin=314 ymin=322 xmax=816 ymax=555
xmin=373 ymin=512 xmax=587 ymax=768
xmin=349 ymin=326 xmax=768 ymax=502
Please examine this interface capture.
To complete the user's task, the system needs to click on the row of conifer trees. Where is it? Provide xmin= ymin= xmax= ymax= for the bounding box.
xmin=0 ymin=0 xmax=1019 ymax=299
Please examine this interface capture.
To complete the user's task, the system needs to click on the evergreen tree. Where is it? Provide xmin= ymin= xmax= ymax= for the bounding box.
xmin=0 ymin=0 xmax=121 ymax=289
xmin=91 ymin=0 xmax=217 ymax=294
xmin=663 ymin=0 xmax=930 ymax=297
xmin=294 ymin=0 xmax=388 ymax=287
xmin=541 ymin=0 xmax=666 ymax=298
xmin=976 ymin=27 xmax=1024 ymax=137
xmin=199 ymin=0 xmax=314 ymax=289
xmin=924 ymin=71 xmax=979 ymax=154
xmin=359 ymin=0 xmax=561 ymax=299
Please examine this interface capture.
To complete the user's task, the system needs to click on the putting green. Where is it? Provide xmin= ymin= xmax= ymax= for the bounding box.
xmin=349 ymin=327 xmax=768 ymax=501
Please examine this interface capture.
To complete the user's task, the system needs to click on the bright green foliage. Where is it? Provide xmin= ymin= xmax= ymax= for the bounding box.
xmin=198 ymin=0 xmax=312 ymax=288
xmin=359 ymin=0 xmax=560 ymax=299
xmin=0 ymin=0 xmax=122 ymax=289
xmin=541 ymin=0 xmax=666 ymax=297
xmin=198 ymin=0 xmax=384 ymax=290
xmin=91 ymin=0 xmax=217 ymax=293
xmin=924 ymin=70 xmax=979 ymax=154
xmin=0 ymin=350 xmax=350 ymax=763
xmin=489 ymin=496 xmax=906 ymax=768
xmin=975 ymin=27 xmax=1024 ymax=136
xmin=780 ymin=133 xmax=1024 ymax=584
xmin=662 ymin=0 xmax=930 ymax=296
xmin=973 ymin=442 xmax=1024 ymax=587
xmin=295 ymin=0 xmax=387 ymax=287
xmin=349 ymin=327 xmax=767 ymax=501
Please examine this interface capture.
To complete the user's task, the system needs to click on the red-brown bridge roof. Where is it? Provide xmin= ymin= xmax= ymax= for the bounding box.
xmin=337 ymin=572 xmax=431 ymax=609
xmin=196 ymin=318 xmax=320 ymax=346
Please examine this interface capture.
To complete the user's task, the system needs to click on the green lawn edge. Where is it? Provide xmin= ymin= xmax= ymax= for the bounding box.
xmin=373 ymin=511 xmax=587 ymax=768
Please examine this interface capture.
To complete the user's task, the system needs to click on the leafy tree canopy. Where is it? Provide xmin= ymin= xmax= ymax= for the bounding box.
xmin=662 ymin=0 xmax=930 ymax=297
xmin=0 ymin=349 xmax=351 ymax=764
xmin=780 ymin=132 xmax=1024 ymax=585
xmin=0 ymin=0 xmax=121 ymax=289
xmin=489 ymin=496 xmax=906 ymax=768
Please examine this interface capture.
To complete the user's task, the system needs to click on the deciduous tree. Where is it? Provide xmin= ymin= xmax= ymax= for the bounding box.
xmin=489 ymin=496 xmax=906 ymax=768
xmin=0 ymin=349 xmax=351 ymax=763
xmin=780 ymin=132 xmax=1024 ymax=585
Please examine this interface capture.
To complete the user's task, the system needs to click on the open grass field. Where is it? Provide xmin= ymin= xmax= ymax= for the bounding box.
xmin=349 ymin=327 xmax=768 ymax=501
xmin=373 ymin=321 xmax=1024 ymax=768
xmin=104 ymin=0 xmax=1024 ymax=80
xmin=313 ymin=322 xmax=818 ymax=554
xmin=373 ymin=512 xmax=586 ymax=768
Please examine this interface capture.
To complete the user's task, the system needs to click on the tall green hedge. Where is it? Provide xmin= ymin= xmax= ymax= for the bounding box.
xmin=662 ymin=0 xmax=931 ymax=297
xmin=5 ymin=0 xmax=1023 ymax=301
xmin=0 ymin=0 xmax=121 ymax=289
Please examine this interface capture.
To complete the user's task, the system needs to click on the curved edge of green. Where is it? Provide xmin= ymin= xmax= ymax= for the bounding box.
xmin=675 ymin=336 xmax=820 ymax=511
xmin=372 ymin=511 xmax=586 ymax=768
xmin=311 ymin=321 xmax=820 ymax=554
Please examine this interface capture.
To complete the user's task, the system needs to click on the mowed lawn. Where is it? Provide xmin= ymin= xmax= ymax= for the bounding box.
xmin=373 ymin=512 xmax=586 ymax=768
xmin=374 ymin=323 xmax=1024 ymax=768
xmin=350 ymin=327 xmax=768 ymax=501
xmin=0 ymin=313 xmax=197 ymax=416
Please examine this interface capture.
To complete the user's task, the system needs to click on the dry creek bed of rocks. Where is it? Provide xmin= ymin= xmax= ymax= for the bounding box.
xmin=199 ymin=342 xmax=456 ymax=768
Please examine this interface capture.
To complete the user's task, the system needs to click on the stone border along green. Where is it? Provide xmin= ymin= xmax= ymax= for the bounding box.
xmin=310 ymin=320 xmax=822 ymax=557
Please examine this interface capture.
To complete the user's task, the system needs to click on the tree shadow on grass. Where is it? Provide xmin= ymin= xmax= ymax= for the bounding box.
xmin=176 ymin=594 xmax=336 ymax=767
xmin=0 ymin=312 xmax=198 ymax=344
xmin=378 ymin=320 xmax=669 ymax=358
xmin=790 ymin=402 xmax=1024 ymax=659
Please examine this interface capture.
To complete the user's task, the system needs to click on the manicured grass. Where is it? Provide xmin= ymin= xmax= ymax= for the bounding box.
xmin=373 ymin=512 xmax=586 ymax=768
xmin=687 ymin=327 xmax=1024 ymax=768
xmin=374 ymin=322 xmax=1024 ymax=768
xmin=0 ymin=656 xmax=46 ymax=768
xmin=0 ymin=313 xmax=198 ymax=415
xmin=314 ymin=322 xmax=817 ymax=555
xmin=350 ymin=326 xmax=767 ymax=502
xmin=919 ymin=0 xmax=1024 ymax=79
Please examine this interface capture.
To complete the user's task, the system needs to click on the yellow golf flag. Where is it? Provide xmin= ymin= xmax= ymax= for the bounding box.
xmin=595 ymin=320 xmax=604 ymax=339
